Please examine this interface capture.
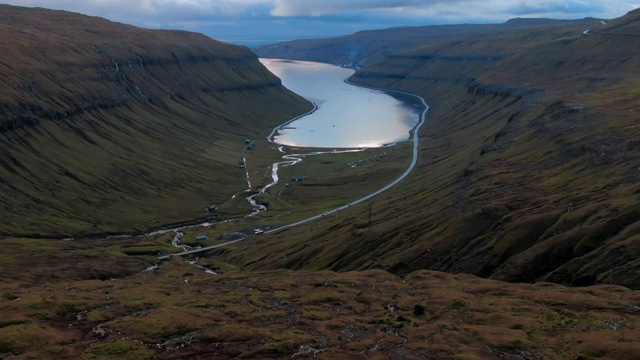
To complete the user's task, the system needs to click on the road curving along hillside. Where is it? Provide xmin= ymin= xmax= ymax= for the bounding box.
xmin=245 ymin=9 xmax=640 ymax=289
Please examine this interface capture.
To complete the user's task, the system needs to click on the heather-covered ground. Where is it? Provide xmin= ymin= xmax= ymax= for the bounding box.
xmin=2 ymin=255 xmax=639 ymax=359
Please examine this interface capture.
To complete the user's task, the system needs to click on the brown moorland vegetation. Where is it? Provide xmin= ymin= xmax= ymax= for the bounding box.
xmin=1 ymin=255 xmax=639 ymax=359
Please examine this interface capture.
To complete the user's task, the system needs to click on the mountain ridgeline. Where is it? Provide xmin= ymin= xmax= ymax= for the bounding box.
xmin=0 ymin=5 xmax=311 ymax=236
xmin=250 ymin=10 xmax=640 ymax=288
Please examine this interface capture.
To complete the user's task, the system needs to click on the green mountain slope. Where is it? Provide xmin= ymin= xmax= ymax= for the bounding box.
xmin=0 ymin=5 xmax=311 ymax=237
xmin=255 ymin=17 xmax=599 ymax=67
xmin=247 ymin=11 xmax=640 ymax=288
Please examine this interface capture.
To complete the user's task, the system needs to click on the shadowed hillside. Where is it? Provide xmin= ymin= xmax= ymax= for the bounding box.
xmin=255 ymin=17 xmax=600 ymax=67
xmin=0 ymin=5 xmax=311 ymax=236
xmin=1 ymin=246 xmax=639 ymax=359
xmin=247 ymin=10 xmax=640 ymax=288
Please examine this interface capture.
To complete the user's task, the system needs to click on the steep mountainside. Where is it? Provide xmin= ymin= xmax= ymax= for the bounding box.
xmin=255 ymin=17 xmax=599 ymax=67
xmin=0 ymin=5 xmax=311 ymax=236
xmin=246 ymin=11 xmax=640 ymax=288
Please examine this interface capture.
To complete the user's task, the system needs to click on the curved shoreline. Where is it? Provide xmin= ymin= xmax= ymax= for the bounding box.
xmin=260 ymin=57 xmax=420 ymax=151
xmin=17 ymin=65 xmax=427 ymax=251
xmin=155 ymin=74 xmax=429 ymax=259
xmin=264 ymin=80 xmax=429 ymax=233
xmin=157 ymin=83 xmax=428 ymax=259
xmin=266 ymin=102 xmax=318 ymax=145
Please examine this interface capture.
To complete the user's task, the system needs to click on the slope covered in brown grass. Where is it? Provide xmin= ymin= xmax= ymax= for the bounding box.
xmin=1 ymin=254 xmax=639 ymax=359
xmin=0 ymin=5 xmax=311 ymax=237
xmin=247 ymin=10 xmax=640 ymax=288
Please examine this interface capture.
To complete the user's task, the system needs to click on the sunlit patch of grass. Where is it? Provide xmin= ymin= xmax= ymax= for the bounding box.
xmin=79 ymin=340 xmax=153 ymax=360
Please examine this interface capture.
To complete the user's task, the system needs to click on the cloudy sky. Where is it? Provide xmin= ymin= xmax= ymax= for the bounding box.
xmin=5 ymin=1 xmax=640 ymax=45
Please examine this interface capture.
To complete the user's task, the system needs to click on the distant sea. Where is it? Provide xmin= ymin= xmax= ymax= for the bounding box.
xmin=216 ymin=36 xmax=329 ymax=48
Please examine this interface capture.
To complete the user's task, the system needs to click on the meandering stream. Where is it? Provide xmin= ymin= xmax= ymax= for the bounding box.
xmin=147 ymin=59 xmax=428 ymax=267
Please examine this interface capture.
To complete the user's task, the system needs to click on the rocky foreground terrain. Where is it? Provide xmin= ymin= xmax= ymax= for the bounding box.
xmin=2 ymin=254 xmax=640 ymax=359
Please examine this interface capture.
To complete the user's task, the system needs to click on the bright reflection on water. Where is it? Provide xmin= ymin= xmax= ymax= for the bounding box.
xmin=261 ymin=58 xmax=421 ymax=148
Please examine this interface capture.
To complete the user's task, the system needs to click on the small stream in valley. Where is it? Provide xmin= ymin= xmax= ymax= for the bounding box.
xmin=144 ymin=59 xmax=427 ymax=271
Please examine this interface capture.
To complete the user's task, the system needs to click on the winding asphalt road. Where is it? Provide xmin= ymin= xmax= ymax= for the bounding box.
xmin=157 ymin=85 xmax=429 ymax=260
xmin=265 ymin=89 xmax=428 ymax=233
xmin=158 ymin=235 xmax=248 ymax=260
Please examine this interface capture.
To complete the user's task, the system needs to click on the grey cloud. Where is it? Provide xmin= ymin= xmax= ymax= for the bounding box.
xmin=270 ymin=0 xmax=639 ymax=19
xmin=5 ymin=0 xmax=640 ymax=23
xmin=270 ymin=0 xmax=456 ymax=17
xmin=3 ymin=0 xmax=640 ymax=42
xmin=506 ymin=0 xmax=604 ymax=17
xmin=4 ymin=0 xmax=272 ymax=22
